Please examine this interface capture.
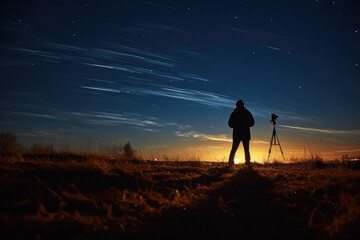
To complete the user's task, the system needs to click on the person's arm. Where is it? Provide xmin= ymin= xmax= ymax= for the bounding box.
xmin=248 ymin=111 xmax=255 ymax=127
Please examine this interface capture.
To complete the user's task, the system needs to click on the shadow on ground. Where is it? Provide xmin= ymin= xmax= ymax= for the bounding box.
xmin=138 ymin=165 xmax=317 ymax=240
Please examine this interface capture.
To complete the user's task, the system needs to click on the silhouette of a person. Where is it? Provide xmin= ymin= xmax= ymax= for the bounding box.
xmin=228 ymin=100 xmax=255 ymax=167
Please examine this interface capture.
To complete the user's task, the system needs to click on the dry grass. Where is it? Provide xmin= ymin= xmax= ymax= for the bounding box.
xmin=1 ymin=153 xmax=360 ymax=239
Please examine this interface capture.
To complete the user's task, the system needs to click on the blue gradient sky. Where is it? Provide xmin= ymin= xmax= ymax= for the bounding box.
xmin=1 ymin=0 xmax=360 ymax=160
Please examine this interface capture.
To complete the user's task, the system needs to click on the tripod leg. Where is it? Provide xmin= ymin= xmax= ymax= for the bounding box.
xmin=275 ymin=133 xmax=286 ymax=162
xmin=268 ymin=134 xmax=274 ymax=161
xmin=273 ymin=130 xmax=279 ymax=145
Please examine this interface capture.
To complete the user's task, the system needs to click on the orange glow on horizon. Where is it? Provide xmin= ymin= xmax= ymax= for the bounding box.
xmin=140 ymin=135 xmax=355 ymax=163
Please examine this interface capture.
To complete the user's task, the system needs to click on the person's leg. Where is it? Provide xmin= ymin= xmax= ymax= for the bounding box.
xmin=243 ymin=139 xmax=250 ymax=164
xmin=229 ymin=138 xmax=241 ymax=166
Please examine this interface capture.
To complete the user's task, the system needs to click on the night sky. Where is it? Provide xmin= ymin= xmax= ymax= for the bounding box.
xmin=1 ymin=0 xmax=360 ymax=161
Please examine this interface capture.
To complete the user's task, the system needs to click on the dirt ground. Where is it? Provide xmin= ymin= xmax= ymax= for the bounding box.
xmin=1 ymin=155 xmax=360 ymax=239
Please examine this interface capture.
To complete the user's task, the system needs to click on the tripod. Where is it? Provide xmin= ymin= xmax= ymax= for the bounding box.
xmin=268 ymin=122 xmax=285 ymax=161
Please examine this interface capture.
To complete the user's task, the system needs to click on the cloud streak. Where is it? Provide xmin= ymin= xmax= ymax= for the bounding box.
xmin=66 ymin=111 xmax=191 ymax=131
xmin=0 ymin=106 xmax=191 ymax=133
xmin=174 ymin=131 xmax=232 ymax=142
xmin=21 ymin=130 xmax=75 ymax=139
xmin=122 ymin=85 xmax=234 ymax=108
xmin=179 ymin=72 xmax=209 ymax=82
xmin=221 ymin=25 xmax=248 ymax=33
xmin=83 ymin=63 xmax=135 ymax=73
xmin=4 ymin=39 xmax=213 ymax=86
xmin=335 ymin=148 xmax=360 ymax=153
xmin=81 ymin=86 xmax=122 ymax=93
xmin=0 ymin=110 xmax=62 ymax=120
xmin=264 ymin=45 xmax=280 ymax=51
xmin=175 ymin=131 xmax=270 ymax=145
xmin=144 ymin=1 xmax=177 ymax=10
xmin=280 ymin=125 xmax=360 ymax=135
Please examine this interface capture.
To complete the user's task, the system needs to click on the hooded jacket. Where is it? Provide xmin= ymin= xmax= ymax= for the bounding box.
xmin=228 ymin=106 xmax=255 ymax=140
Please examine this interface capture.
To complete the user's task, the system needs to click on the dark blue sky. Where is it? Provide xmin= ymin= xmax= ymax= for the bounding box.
xmin=1 ymin=0 xmax=360 ymax=160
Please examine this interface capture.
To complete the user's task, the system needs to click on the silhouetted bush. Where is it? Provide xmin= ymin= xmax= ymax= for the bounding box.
xmin=124 ymin=142 xmax=136 ymax=159
xmin=98 ymin=141 xmax=136 ymax=160
xmin=0 ymin=131 xmax=20 ymax=154
xmin=98 ymin=142 xmax=124 ymax=159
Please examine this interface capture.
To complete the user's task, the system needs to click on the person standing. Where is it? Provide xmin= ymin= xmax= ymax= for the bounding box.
xmin=228 ymin=100 xmax=255 ymax=167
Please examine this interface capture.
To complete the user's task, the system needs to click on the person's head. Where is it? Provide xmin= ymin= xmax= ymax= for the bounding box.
xmin=236 ymin=99 xmax=244 ymax=108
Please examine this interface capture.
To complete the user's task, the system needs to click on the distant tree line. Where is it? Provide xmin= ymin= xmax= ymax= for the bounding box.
xmin=0 ymin=131 xmax=136 ymax=160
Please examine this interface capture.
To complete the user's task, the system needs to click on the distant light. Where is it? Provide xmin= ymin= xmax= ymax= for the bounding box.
xmin=355 ymin=30 xmax=358 ymax=33
xmin=234 ymin=158 xmax=240 ymax=164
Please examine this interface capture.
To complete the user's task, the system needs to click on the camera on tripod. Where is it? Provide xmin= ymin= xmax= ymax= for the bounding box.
xmin=268 ymin=113 xmax=285 ymax=161
xmin=270 ymin=113 xmax=278 ymax=124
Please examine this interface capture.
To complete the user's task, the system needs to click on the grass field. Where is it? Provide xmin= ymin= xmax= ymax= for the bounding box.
xmin=1 ymin=153 xmax=360 ymax=239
